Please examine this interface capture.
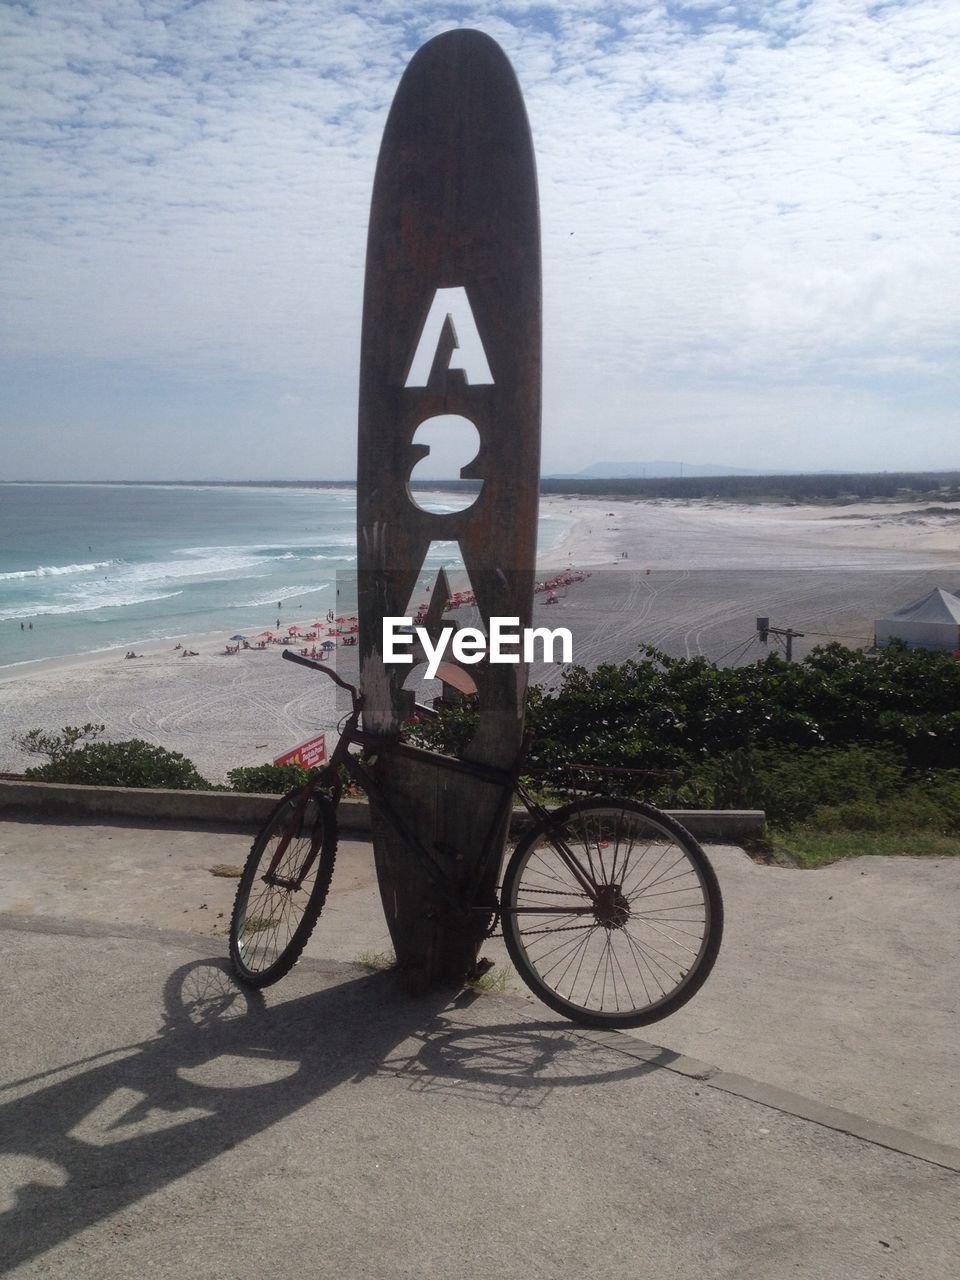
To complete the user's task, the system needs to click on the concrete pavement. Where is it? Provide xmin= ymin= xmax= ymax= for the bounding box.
xmin=0 ymin=815 xmax=957 ymax=1277
xmin=2 ymin=816 xmax=957 ymax=1146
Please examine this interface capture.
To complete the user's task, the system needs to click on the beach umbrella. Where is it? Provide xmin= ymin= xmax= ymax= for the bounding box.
xmin=287 ymin=623 xmax=303 ymax=633
xmin=259 ymin=629 xmax=274 ymax=637
xmin=321 ymin=639 xmax=336 ymax=650
xmin=229 ymin=634 xmax=247 ymax=642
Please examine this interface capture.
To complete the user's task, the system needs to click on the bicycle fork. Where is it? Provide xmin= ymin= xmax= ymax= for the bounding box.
xmin=261 ymin=778 xmax=330 ymax=891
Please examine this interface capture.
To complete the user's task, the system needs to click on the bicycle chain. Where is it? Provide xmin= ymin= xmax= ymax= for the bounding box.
xmin=501 ymin=885 xmax=598 ymax=935
xmin=516 ymin=923 xmax=598 ymax=935
xmin=483 ymin=885 xmax=583 ymax=939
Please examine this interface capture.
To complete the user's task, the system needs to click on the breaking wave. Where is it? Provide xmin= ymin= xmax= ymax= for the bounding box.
xmin=0 ymin=560 xmax=113 ymax=581
xmin=0 ymin=590 xmax=183 ymax=622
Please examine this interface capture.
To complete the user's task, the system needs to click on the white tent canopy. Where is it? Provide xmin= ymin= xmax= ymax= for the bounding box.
xmin=875 ymin=588 xmax=960 ymax=652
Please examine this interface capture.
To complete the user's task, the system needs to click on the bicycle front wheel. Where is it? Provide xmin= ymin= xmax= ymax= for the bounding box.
xmin=229 ymin=786 xmax=338 ymax=987
xmin=501 ymin=799 xmax=723 ymax=1028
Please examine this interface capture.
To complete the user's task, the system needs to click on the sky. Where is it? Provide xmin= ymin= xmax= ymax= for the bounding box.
xmin=1 ymin=0 xmax=958 ymax=481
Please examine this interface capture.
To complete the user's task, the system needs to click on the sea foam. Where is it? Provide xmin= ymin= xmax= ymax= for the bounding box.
xmin=0 ymin=590 xmax=183 ymax=622
xmin=0 ymin=560 xmax=113 ymax=581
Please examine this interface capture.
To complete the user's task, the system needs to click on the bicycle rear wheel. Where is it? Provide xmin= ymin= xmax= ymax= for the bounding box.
xmin=229 ymin=786 xmax=338 ymax=987
xmin=501 ymin=798 xmax=723 ymax=1028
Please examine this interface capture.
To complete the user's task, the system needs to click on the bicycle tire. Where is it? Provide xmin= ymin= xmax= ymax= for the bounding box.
xmin=229 ymin=786 xmax=338 ymax=987
xmin=501 ymin=798 xmax=723 ymax=1028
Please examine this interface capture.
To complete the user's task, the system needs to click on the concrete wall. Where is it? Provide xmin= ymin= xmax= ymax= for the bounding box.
xmin=0 ymin=778 xmax=763 ymax=842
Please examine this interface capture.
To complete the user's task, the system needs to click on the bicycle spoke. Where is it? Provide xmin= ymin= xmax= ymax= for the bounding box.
xmin=620 ymin=922 xmax=691 ymax=988
xmin=613 ymin=927 xmax=654 ymax=1011
xmin=503 ymin=800 xmax=722 ymax=1027
xmin=529 ymin=920 xmax=598 ymax=994
xmin=526 ymin=847 xmax=584 ymax=891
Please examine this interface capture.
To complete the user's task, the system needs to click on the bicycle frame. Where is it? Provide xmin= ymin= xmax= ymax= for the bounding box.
xmin=233 ymin=651 xmax=724 ymax=1027
xmin=273 ymin=650 xmax=604 ymax=918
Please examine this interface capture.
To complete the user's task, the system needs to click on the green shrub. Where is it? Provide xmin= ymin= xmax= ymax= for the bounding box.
xmin=406 ymin=699 xmax=479 ymax=757
xmin=388 ymin=643 xmax=960 ymax=833
xmin=807 ymin=771 xmax=960 ymax=834
xmin=916 ymin=771 xmax=960 ymax=831
xmin=227 ymin=763 xmax=310 ymax=794
xmin=25 ymin=740 xmax=211 ymax=790
xmin=681 ymin=745 xmax=909 ymax=827
xmin=14 ymin=723 xmax=105 ymax=763
xmin=412 ymin=643 xmax=960 ymax=774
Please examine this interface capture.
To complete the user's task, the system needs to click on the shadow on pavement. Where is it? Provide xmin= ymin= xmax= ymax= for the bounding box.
xmin=0 ymin=957 xmax=661 ymax=1273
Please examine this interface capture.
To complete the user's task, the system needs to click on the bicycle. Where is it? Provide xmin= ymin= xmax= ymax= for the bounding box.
xmin=229 ymin=649 xmax=724 ymax=1029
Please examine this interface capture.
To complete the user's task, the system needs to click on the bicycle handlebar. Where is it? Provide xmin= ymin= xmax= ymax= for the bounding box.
xmin=283 ymin=647 xmax=528 ymax=779
xmin=281 ymin=647 xmax=359 ymax=698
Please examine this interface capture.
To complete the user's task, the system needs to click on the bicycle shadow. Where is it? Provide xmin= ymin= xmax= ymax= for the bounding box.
xmin=0 ymin=957 xmax=664 ymax=1273
xmin=370 ymin=1004 xmax=669 ymax=1109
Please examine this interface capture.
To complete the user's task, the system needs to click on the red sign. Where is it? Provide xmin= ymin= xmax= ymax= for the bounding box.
xmin=274 ymin=734 xmax=327 ymax=769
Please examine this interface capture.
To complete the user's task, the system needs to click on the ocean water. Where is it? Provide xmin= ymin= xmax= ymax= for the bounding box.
xmin=0 ymin=484 xmax=567 ymax=669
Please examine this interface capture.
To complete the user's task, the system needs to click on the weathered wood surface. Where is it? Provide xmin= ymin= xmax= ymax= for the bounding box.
xmin=356 ymin=29 xmax=541 ymax=986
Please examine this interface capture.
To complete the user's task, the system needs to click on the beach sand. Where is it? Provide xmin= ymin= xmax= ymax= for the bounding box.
xmin=544 ymin=495 xmax=960 ymax=570
xmin=1 ymin=496 xmax=957 ymax=781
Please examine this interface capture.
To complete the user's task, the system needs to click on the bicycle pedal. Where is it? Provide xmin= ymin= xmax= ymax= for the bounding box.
xmin=465 ymin=956 xmax=495 ymax=983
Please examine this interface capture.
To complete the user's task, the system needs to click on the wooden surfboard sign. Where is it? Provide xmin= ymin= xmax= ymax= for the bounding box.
xmin=356 ymin=29 xmax=541 ymax=986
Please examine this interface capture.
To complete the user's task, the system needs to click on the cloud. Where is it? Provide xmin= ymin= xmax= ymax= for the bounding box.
xmin=0 ymin=0 xmax=957 ymax=479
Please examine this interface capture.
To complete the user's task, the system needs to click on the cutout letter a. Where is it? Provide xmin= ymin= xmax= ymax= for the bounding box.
xmin=404 ymin=287 xmax=494 ymax=387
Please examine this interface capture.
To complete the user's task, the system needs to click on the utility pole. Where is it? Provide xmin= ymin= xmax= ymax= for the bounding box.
xmin=756 ymin=617 xmax=804 ymax=661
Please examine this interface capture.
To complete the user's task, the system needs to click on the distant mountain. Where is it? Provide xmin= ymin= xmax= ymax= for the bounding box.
xmin=546 ymin=460 xmax=779 ymax=479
